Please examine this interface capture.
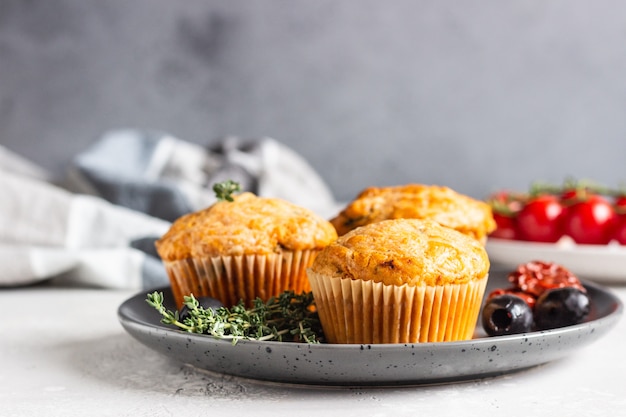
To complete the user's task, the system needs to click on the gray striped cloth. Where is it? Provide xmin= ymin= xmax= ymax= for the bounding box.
xmin=0 ymin=130 xmax=338 ymax=289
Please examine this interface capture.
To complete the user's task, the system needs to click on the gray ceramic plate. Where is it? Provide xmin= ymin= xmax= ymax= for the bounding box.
xmin=118 ymin=272 xmax=622 ymax=387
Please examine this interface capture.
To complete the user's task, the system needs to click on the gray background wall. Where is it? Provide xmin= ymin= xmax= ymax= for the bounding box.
xmin=1 ymin=0 xmax=625 ymax=202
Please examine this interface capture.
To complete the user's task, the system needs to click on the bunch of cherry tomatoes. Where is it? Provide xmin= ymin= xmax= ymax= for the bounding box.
xmin=487 ymin=179 xmax=626 ymax=245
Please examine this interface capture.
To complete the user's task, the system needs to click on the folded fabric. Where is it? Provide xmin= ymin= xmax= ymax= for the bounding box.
xmin=66 ymin=130 xmax=338 ymax=221
xmin=0 ymin=131 xmax=339 ymax=289
xmin=0 ymin=167 xmax=171 ymax=288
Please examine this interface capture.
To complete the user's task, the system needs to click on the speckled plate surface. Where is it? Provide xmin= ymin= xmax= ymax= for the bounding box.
xmin=118 ymin=272 xmax=622 ymax=387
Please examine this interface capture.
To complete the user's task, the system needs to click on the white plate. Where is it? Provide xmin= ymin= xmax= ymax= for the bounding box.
xmin=486 ymin=237 xmax=626 ymax=283
xmin=117 ymin=272 xmax=622 ymax=387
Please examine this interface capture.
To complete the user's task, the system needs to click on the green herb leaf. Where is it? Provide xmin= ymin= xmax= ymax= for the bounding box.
xmin=146 ymin=290 xmax=324 ymax=344
xmin=212 ymin=180 xmax=241 ymax=202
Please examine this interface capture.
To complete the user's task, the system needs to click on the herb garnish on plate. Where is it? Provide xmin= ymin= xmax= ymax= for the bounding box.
xmin=146 ymin=290 xmax=324 ymax=344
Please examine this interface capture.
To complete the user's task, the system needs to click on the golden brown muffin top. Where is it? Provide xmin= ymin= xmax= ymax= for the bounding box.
xmin=156 ymin=192 xmax=338 ymax=261
xmin=309 ymin=218 xmax=490 ymax=286
xmin=330 ymin=184 xmax=496 ymax=242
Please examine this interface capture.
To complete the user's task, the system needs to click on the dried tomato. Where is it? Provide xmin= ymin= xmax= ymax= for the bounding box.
xmin=507 ymin=260 xmax=585 ymax=297
xmin=487 ymin=288 xmax=538 ymax=309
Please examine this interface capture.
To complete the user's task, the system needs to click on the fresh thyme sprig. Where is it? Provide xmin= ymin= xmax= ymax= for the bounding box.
xmin=146 ymin=290 xmax=324 ymax=344
xmin=212 ymin=180 xmax=241 ymax=202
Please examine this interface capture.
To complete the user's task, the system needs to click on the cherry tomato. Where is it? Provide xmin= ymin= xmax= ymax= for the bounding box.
xmin=487 ymin=190 xmax=526 ymax=214
xmin=614 ymin=196 xmax=626 ymax=206
xmin=562 ymin=195 xmax=617 ymax=244
xmin=490 ymin=213 xmax=518 ymax=240
xmin=516 ymin=195 xmax=565 ymax=243
xmin=611 ymin=215 xmax=626 ymax=244
xmin=560 ymin=188 xmax=589 ymax=203
xmin=615 ymin=195 xmax=626 ymax=214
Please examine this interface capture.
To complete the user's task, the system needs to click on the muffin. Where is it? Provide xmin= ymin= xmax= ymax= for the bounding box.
xmin=307 ymin=218 xmax=490 ymax=344
xmin=155 ymin=192 xmax=338 ymax=308
xmin=330 ymin=184 xmax=496 ymax=243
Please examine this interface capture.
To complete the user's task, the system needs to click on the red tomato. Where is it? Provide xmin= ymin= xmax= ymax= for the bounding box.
xmin=611 ymin=215 xmax=626 ymax=244
xmin=562 ymin=195 xmax=617 ymax=244
xmin=615 ymin=196 xmax=626 ymax=206
xmin=490 ymin=213 xmax=517 ymax=240
xmin=615 ymin=196 xmax=626 ymax=214
xmin=516 ymin=195 xmax=565 ymax=243
xmin=560 ymin=188 xmax=588 ymax=202
xmin=487 ymin=190 xmax=527 ymax=214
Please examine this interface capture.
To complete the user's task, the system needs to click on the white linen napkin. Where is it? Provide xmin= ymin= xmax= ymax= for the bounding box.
xmin=0 ymin=130 xmax=339 ymax=289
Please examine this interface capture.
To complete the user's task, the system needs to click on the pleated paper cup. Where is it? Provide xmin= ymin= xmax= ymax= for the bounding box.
xmin=164 ymin=250 xmax=318 ymax=309
xmin=307 ymin=270 xmax=488 ymax=344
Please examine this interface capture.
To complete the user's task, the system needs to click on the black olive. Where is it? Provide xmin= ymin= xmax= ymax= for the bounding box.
xmin=482 ymin=294 xmax=534 ymax=336
xmin=534 ymin=287 xmax=590 ymax=330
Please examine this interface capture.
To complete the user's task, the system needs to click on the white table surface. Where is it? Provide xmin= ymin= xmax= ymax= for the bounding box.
xmin=2 ymin=280 xmax=625 ymax=417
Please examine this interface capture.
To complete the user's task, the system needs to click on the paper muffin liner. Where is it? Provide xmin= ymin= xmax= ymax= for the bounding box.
xmin=307 ymin=271 xmax=489 ymax=344
xmin=164 ymin=250 xmax=318 ymax=308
